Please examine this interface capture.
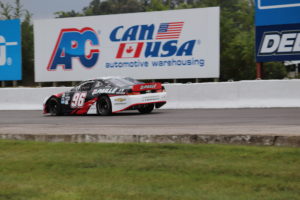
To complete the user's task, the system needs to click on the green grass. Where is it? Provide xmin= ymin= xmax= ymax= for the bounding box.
xmin=0 ymin=140 xmax=299 ymax=200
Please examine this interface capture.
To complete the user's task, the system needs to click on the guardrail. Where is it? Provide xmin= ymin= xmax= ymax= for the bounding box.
xmin=0 ymin=80 xmax=300 ymax=110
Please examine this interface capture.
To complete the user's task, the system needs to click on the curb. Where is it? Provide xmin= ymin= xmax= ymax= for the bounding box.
xmin=1 ymin=134 xmax=300 ymax=147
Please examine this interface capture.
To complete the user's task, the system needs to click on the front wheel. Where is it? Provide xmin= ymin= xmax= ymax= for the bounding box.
xmin=48 ymin=97 xmax=61 ymax=116
xmin=96 ymin=96 xmax=112 ymax=116
xmin=138 ymin=104 xmax=154 ymax=114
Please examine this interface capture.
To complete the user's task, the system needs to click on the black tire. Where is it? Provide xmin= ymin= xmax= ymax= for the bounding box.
xmin=138 ymin=104 xmax=154 ymax=114
xmin=96 ymin=95 xmax=112 ymax=116
xmin=48 ymin=97 xmax=61 ymax=116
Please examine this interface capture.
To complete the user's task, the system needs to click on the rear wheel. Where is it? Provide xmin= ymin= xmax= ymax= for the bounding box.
xmin=96 ymin=96 xmax=112 ymax=116
xmin=138 ymin=104 xmax=154 ymax=114
xmin=48 ymin=97 xmax=61 ymax=116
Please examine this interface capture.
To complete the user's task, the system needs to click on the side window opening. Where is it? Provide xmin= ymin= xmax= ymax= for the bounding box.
xmin=94 ymin=81 xmax=104 ymax=88
xmin=79 ymin=82 xmax=94 ymax=91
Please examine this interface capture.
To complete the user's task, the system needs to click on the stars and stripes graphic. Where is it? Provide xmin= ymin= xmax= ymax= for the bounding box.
xmin=156 ymin=22 xmax=184 ymax=40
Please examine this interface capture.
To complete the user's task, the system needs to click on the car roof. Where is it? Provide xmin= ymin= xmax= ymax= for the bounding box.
xmin=84 ymin=76 xmax=127 ymax=82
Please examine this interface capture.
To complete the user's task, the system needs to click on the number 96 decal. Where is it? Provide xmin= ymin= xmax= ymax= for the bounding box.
xmin=71 ymin=92 xmax=87 ymax=108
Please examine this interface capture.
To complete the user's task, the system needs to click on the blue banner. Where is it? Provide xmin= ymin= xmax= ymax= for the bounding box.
xmin=0 ymin=19 xmax=22 ymax=81
xmin=256 ymin=23 xmax=300 ymax=62
xmin=256 ymin=0 xmax=300 ymax=26
xmin=255 ymin=0 xmax=300 ymax=62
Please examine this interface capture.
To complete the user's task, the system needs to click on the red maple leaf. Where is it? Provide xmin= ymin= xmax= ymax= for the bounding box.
xmin=126 ymin=46 xmax=134 ymax=54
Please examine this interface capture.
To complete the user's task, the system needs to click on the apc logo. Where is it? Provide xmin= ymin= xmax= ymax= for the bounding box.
xmin=0 ymin=35 xmax=18 ymax=66
xmin=47 ymin=27 xmax=100 ymax=71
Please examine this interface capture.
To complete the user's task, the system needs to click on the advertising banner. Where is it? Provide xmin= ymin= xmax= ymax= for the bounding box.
xmin=34 ymin=7 xmax=220 ymax=82
xmin=255 ymin=0 xmax=300 ymax=62
xmin=0 ymin=19 xmax=22 ymax=81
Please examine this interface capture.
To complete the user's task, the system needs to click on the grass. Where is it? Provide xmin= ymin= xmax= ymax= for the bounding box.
xmin=0 ymin=140 xmax=299 ymax=200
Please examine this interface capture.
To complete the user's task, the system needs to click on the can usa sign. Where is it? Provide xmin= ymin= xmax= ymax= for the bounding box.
xmin=34 ymin=7 xmax=220 ymax=82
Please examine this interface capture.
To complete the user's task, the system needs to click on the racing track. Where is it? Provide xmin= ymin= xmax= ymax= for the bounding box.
xmin=1 ymin=108 xmax=300 ymax=146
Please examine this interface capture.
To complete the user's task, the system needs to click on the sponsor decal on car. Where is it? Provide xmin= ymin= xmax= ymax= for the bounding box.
xmin=140 ymin=84 xmax=157 ymax=90
xmin=114 ymin=98 xmax=127 ymax=105
xmin=92 ymin=88 xmax=118 ymax=95
xmin=114 ymin=98 xmax=126 ymax=102
xmin=142 ymin=95 xmax=160 ymax=102
xmin=61 ymin=93 xmax=71 ymax=105
xmin=133 ymin=83 xmax=162 ymax=91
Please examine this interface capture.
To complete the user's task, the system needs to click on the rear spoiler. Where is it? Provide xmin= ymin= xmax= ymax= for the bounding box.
xmin=132 ymin=83 xmax=162 ymax=92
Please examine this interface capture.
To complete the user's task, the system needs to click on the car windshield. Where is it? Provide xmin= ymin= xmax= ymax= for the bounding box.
xmin=107 ymin=77 xmax=138 ymax=87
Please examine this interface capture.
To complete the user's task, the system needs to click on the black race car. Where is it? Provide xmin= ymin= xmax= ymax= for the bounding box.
xmin=43 ymin=77 xmax=167 ymax=116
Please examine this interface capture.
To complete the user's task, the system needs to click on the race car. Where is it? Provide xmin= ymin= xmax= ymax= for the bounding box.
xmin=43 ymin=77 xmax=167 ymax=116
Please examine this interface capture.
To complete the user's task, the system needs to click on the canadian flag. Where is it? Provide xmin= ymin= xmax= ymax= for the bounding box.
xmin=116 ymin=42 xmax=144 ymax=58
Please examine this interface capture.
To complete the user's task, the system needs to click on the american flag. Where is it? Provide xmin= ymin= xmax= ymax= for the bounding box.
xmin=156 ymin=22 xmax=184 ymax=40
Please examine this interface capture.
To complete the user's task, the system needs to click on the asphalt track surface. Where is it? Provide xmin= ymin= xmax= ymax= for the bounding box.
xmin=1 ymin=108 xmax=300 ymax=136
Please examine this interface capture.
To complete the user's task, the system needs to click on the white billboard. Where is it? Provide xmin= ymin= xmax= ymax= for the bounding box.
xmin=34 ymin=7 xmax=220 ymax=82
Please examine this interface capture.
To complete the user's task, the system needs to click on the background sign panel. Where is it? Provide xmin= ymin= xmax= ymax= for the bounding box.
xmin=0 ymin=19 xmax=22 ymax=81
xmin=256 ymin=23 xmax=300 ymax=62
xmin=260 ymin=0 xmax=300 ymax=8
xmin=256 ymin=0 xmax=300 ymax=26
xmin=255 ymin=0 xmax=300 ymax=62
xmin=34 ymin=8 xmax=220 ymax=82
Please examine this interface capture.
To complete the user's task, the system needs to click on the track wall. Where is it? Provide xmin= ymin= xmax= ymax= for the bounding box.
xmin=1 ymin=80 xmax=300 ymax=110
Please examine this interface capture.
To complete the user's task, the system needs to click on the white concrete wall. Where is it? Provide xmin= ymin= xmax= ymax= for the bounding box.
xmin=0 ymin=80 xmax=300 ymax=110
xmin=164 ymin=80 xmax=300 ymax=109
xmin=0 ymin=87 xmax=70 ymax=110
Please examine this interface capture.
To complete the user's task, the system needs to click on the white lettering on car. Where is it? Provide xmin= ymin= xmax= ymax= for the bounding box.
xmin=92 ymin=88 xmax=118 ymax=95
